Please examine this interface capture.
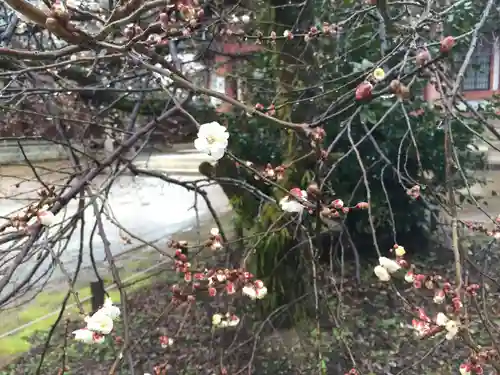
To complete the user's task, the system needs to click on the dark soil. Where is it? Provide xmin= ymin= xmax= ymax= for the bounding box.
xmin=3 ymin=232 xmax=500 ymax=375
xmin=3 ymin=167 xmax=500 ymax=375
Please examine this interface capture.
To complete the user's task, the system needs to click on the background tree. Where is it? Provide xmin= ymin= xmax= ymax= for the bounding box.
xmin=0 ymin=0 xmax=500 ymax=374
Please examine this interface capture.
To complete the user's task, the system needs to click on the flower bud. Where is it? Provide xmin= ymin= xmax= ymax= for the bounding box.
xmin=440 ymin=36 xmax=455 ymax=53
xmin=355 ymin=81 xmax=373 ymax=101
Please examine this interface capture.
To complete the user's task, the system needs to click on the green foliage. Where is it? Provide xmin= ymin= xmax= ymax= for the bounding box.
xmin=218 ymin=0 xmax=491 ymax=319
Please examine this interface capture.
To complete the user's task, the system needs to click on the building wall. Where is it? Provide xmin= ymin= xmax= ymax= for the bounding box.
xmin=425 ymin=39 xmax=500 ymax=102
xmin=208 ymin=43 xmax=262 ymax=113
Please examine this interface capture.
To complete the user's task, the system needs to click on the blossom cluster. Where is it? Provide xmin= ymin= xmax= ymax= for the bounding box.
xmin=373 ymin=245 xmax=464 ymax=340
xmin=371 ymin=244 xmax=498 ymax=373
xmin=355 ymin=35 xmax=455 ymax=101
xmin=212 ymin=312 xmax=240 ymax=328
xmin=279 ymin=185 xmax=369 ymax=215
xmin=72 ymin=297 xmax=121 ymax=344
xmin=463 ymin=218 xmax=500 ymax=240
xmin=237 ymin=161 xmax=287 ymax=182
xmin=168 ymin=229 xmax=268 ymax=329
xmin=406 ymin=184 xmax=421 ymax=199
xmin=4 ymin=186 xmax=58 ymax=234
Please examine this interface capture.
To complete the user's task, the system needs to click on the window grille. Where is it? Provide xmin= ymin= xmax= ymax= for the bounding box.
xmin=455 ymin=41 xmax=492 ymax=91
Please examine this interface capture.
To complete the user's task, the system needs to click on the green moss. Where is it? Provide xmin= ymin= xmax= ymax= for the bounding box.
xmin=0 ymin=260 xmax=151 ymax=360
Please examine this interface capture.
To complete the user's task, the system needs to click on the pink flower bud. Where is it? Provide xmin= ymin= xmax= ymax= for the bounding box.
xmin=226 ymin=282 xmax=236 ymax=294
xmin=355 ymin=201 xmax=369 ymax=209
xmin=440 ymin=36 xmax=455 ymax=53
xmin=355 ymin=82 xmax=373 ymax=101
xmin=415 ymin=50 xmax=431 ymax=66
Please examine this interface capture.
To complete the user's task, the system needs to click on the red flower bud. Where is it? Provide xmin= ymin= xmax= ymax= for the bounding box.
xmin=440 ymin=36 xmax=455 ymax=53
xmin=355 ymin=82 xmax=373 ymax=101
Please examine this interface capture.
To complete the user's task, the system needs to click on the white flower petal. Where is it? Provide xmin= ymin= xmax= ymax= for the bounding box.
xmin=86 ymin=312 xmax=114 ymax=334
xmin=198 ymin=121 xmax=223 ymax=136
xmin=242 ymin=286 xmax=257 ymax=300
xmin=73 ymin=328 xmax=94 ymax=343
xmin=256 ymin=286 xmax=268 ymax=299
xmin=194 ymin=137 xmax=210 ymax=153
xmin=435 ymin=312 xmax=449 ymax=326
xmin=208 ymin=147 xmax=226 ymax=160
xmin=378 ymin=257 xmax=401 ymax=273
xmin=38 ymin=211 xmax=55 ymax=226
xmin=374 ymin=265 xmax=391 ymax=281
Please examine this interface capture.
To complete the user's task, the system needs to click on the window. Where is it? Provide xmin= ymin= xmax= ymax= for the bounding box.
xmin=455 ymin=41 xmax=492 ymax=91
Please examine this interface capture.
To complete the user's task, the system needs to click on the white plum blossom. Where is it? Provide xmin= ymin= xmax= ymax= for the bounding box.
xmin=435 ymin=312 xmax=448 ymax=326
xmin=211 ymin=240 xmax=222 ymax=250
xmin=85 ymin=311 xmax=114 ymax=335
xmin=374 ymin=257 xmax=401 ymax=282
xmin=242 ymin=285 xmax=254 ymax=297
xmin=194 ymin=122 xmax=229 ymax=161
xmin=212 ymin=313 xmax=240 ymax=328
xmin=72 ymin=328 xmax=105 ymax=344
xmin=242 ymin=285 xmax=268 ymax=300
xmin=279 ymin=188 xmax=308 ymax=213
xmin=435 ymin=313 xmax=459 ymax=340
xmin=210 ymin=227 xmax=223 ymax=250
xmin=241 ymin=14 xmax=251 ymax=24
xmin=255 ymin=286 xmax=268 ymax=299
xmin=99 ymin=297 xmax=121 ymax=320
xmin=160 ymin=335 xmax=174 ymax=348
xmin=459 ymin=363 xmax=472 ymax=375
xmin=227 ymin=313 xmax=240 ymax=327
xmin=242 ymin=280 xmax=268 ymax=300
xmin=378 ymin=257 xmax=401 ymax=273
xmin=38 ymin=210 xmax=56 ymax=226
xmin=445 ymin=320 xmax=459 ymax=340
xmin=373 ymin=265 xmax=391 ymax=281
xmin=433 ymin=290 xmax=445 ymax=304
xmin=72 ymin=328 xmax=94 ymax=344
xmin=212 ymin=313 xmax=223 ymax=327
xmin=404 ymin=271 xmax=414 ymax=283
xmin=215 ymin=273 xmax=226 ymax=283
